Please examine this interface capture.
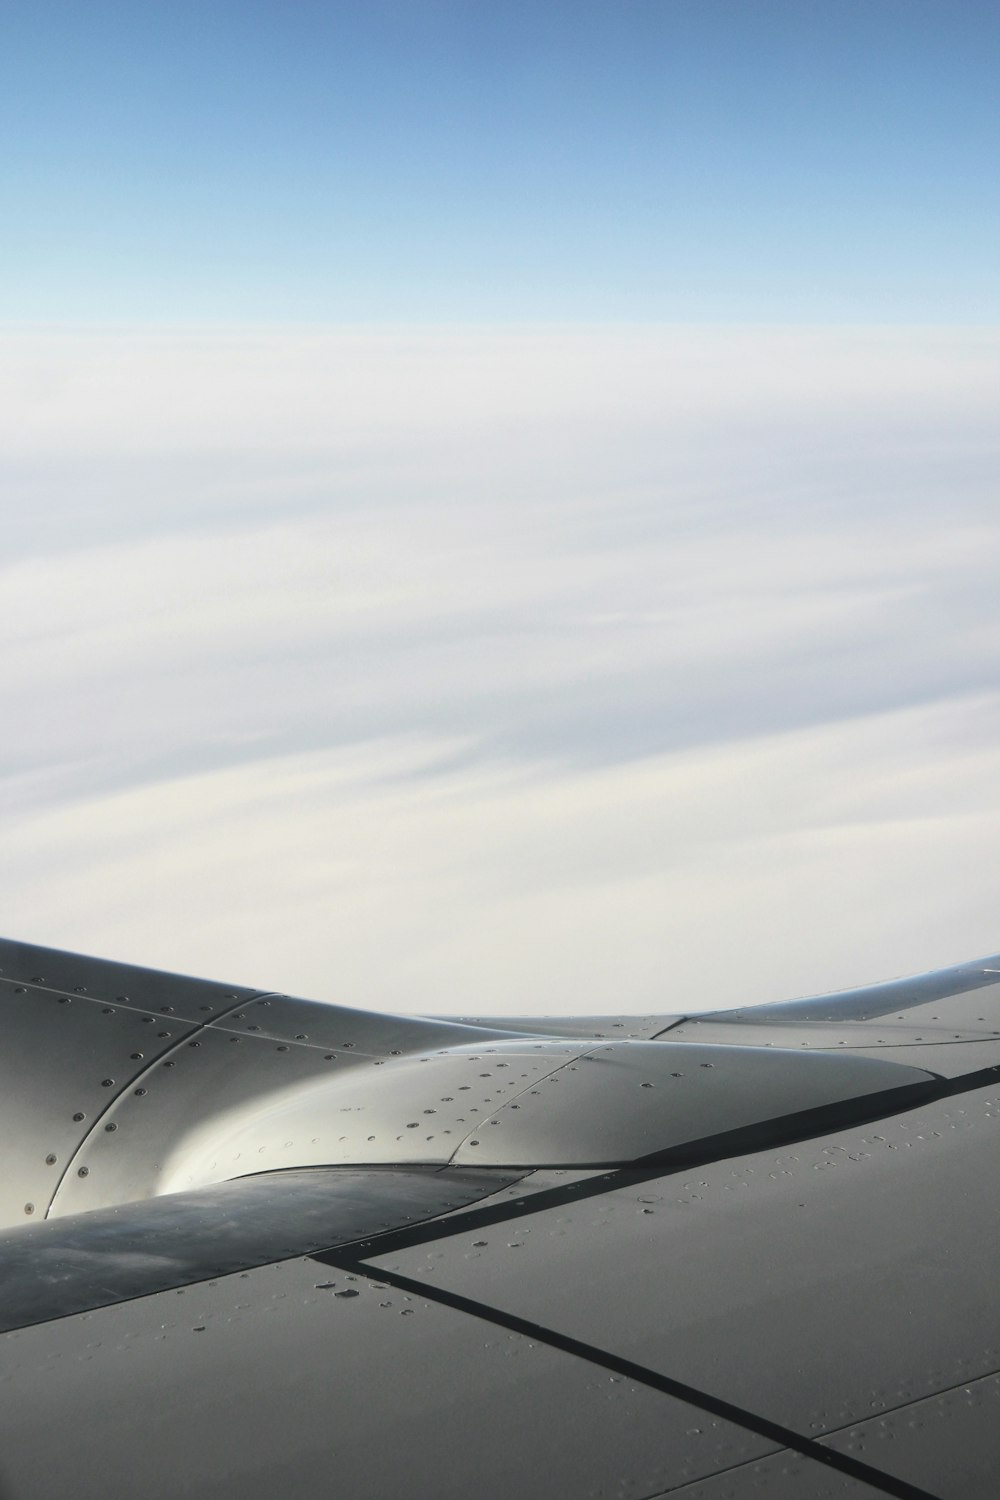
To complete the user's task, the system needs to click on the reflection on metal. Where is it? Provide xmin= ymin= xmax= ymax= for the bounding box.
xmin=0 ymin=981 xmax=200 ymax=1224
xmin=696 ymin=953 xmax=1000 ymax=1024
xmin=4 ymin=937 xmax=998 ymax=1225
xmin=431 ymin=1012 xmax=688 ymax=1041
xmin=4 ymin=937 xmax=1000 ymax=1499
xmin=0 ymin=1166 xmax=520 ymax=1333
xmin=0 ymin=937 xmax=262 ymax=1021
xmin=49 ymin=1036 xmax=583 ymax=1213
xmin=0 ymin=1242 xmax=773 ymax=1500
xmin=450 ymin=1041 xmax=936 ymax=1167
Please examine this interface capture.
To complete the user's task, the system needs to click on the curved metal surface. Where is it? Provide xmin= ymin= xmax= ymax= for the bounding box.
xmin=48 ymin=1031 xmax=584 ymax=1213
xmin=207 ymin=991 xmax=522 ymax=1054
xmin=702 ymin=953 xmax=1000 ymax=1025
xmin=0 ymin=981 xmax=199 ymax=1226
xmin=47 ymin=1026 xmax=359 ymax=1215
xmin=432 ymin=1012 xmax=687 ymax=1040
xmin=0 ymin=937 xmax=263 ymax=1022
xmin=4 ymin=935 xmax=1000 ymax=1498
xmin=666 ymin=1018 xmax=1000 ymax=1048
xmin=452 ymin=1041 xmax=937 ymax=1167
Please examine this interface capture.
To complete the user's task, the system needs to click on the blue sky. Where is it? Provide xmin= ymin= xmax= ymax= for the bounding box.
xmin=4 ymin=0 xmax=998 ymax=322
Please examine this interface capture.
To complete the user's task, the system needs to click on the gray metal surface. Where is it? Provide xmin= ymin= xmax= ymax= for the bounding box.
xmin=0 ymin=980 xmax=199 ymax=1226
xmin=452 ymin=1041 xmax=936 ymax=1167
xmin=0 ymin=1249 xmax=778 ymax=1500
xmin=367 ymin=1077 xmax=1000 ymax=1442
xmin=663 ymin=1453 xmax=889 ymax=1497
xmin=822 ymin=1369 xmax=1000 ymax=1500
xmin=665 ymin=1018 xmax=1000 ymax=1048
xmin=6 ymin=934 xmax=1000 ymax=1498
xmin=207 ymin=990 xmax=521 ymax=1053
xmin=433 ymin=1011 xmax=687 ymax=1040
xmin=49 ymin=1035 xmax=584 ymax=1213
xmin=0 ymin=937 xmax=262 ymax=1021
xmin=0 ymin=1166 xmax=519 ymax=1333
xmin=697 ymin=954 xmax=1000 ymax=1025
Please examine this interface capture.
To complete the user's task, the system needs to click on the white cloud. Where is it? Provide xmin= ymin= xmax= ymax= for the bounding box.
xmin=3 ymin=700 xmax=999 ymax=1015
xmin=1 ymin=325 xmax=997 ymax=1012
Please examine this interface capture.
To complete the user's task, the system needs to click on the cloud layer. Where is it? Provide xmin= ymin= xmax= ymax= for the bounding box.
xmin=1 ymin=326 xmax=997 ymax=1013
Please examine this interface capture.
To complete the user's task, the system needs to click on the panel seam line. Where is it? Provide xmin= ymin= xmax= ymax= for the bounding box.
xmin=322 ymin=1258 xmax=941 ymax=1500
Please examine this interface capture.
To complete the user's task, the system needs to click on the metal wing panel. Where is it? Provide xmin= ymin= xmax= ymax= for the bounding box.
xmin=661 ymin=1454 xmax=891 ymax=1497
xmin=821 ymin=1371 xmax=1000 ymax=1500
xmin=208 ymin=992 xmax=524 ymax=1054
xmin=451 ymin=1041 xmax=936 ymax=1167
xmin=48 ymin=1033 xmax=583 ymax=1213
xmin=46 ymin=1023 xmax=345 ymax=1215
xmin=0 ymin=982 xmax=200 ymax=1225
xmin=0 ymin=1249 xmax=781 ymax=1500
xmin=358 ymin=1076 xmax=1000 ymax=1442
xmin=695 ymin=955 xmax=1000 ymax=1026
xmin=5 ymin=937 xmax=1000 ymax=1498
xmin=431 ymin=1011 xmax=688 ymax=1040
xmin=0 ymin=936 xmax=262 ymax=1022
xmin=0 ymin=1166 xmax=521 ymax=1334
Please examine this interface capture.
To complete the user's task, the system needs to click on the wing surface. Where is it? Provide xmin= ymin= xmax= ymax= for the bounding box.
xmin=2 ymin=938 xmax=1000 ymax=1499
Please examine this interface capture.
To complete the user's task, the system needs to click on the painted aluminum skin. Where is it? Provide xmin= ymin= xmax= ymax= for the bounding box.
xmin=2 ymin=939 xmax=1000 ymax=1499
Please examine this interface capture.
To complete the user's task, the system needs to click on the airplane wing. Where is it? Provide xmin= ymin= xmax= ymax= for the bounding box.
xmin=2 ymin=937 xmax=999 ymax=1500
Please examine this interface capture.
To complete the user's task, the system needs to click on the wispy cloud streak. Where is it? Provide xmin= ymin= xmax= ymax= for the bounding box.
xmin=1 ymin=327 xmax=997 ymax=1011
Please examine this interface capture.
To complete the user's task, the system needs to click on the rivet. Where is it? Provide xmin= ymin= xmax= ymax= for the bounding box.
xmin=45 ymin=1154 xmax=57 ymax=1165
xmin=24 ymin=1203 xmax=34 ymax=1215
xmin=72 ymin=1112 xmax=85 ymax=1122
xmin=78 ymin=1167 xmax=89 ymax=1178
xmin=130 ymin=1052 xmax=143 ymax=1060
xmin=105 ymin=1123 xmax=117 ymax=1133
xmin=134 ymin=1088 xmax=147 ymax=1097
xmin=101 ymin=1079 xmax=115 ymax=1088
